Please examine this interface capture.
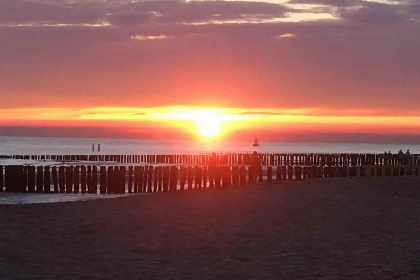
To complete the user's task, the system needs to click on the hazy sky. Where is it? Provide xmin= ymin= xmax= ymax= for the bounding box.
xmin=1 ymin=0 xmax=420 ymax=142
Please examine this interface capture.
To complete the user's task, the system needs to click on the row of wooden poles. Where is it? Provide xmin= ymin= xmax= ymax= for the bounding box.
xmin=0 ymin=164 xmax=416 ymax=194
xmin=3 ymin=153 xmax=418 ymax=166
xmin=2 ymin=153 xmax=419 ymax=166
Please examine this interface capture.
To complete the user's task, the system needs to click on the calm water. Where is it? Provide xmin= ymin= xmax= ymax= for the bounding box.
xmin=1 ymin=136 xmax=420 ymax=155
xmin=1 ymin=136 xmax=419 ymax=204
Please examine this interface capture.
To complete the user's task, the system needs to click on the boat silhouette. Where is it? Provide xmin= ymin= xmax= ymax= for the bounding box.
xmin=253 ymin=137 xmax=260 ymax=147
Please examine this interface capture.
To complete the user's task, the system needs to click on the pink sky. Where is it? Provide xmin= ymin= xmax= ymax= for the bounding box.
xmin=1 ymin=0 xmax=420 ymax=142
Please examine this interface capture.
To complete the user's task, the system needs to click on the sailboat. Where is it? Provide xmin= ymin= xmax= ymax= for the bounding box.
xmin=253 ymin=137 xmax=260 ymax=147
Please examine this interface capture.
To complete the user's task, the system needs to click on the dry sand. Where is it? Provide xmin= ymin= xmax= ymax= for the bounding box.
xmin=1 ymin=177 xmax=420 ymax=279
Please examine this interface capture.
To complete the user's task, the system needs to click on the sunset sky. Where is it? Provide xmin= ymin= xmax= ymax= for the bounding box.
xmin=1 ymin=0 xmax=420 ymax=143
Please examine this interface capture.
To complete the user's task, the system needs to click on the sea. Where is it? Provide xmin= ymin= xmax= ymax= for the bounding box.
xmin=1 ymin=136 xmax=419 ymax=204
xmin=1 ymin=136 xmax=419 ymax=155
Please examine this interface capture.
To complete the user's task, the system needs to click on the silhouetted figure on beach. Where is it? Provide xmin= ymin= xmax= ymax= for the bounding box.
xmin=398 ymin=150 xmax=404 ymax=165
xmin=384 ymin=151 xmax=392 ymax=165
xmin=405 ymin=150 xmax=411 ymax=164
xmin=208 ymin=152 xmax=217 ymax=188
xmin=251 ymin=151 xmax=261 ymax=182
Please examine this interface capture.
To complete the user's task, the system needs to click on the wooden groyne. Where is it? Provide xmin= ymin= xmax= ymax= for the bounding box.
xmin=1 ymin=153 xmax=418 ymax=166
xmin=1 ymin=164 xmax=418 ymax=194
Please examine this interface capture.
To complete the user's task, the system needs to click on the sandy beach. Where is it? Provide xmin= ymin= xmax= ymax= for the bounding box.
xmin=1 ymin=177 xmax=420 ymax=279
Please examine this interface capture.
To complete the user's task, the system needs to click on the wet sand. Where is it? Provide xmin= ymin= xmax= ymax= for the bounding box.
xmin=1 ymin=177 xmax=420 ymax=279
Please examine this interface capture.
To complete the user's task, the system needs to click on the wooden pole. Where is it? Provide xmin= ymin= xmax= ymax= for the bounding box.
xmin=267 ymin=166 xmax=272 ymax=183
xmin=169 ymin=166 xmax=178 ymax=191
xmin=52 ymin=166 xmax=59 ymax=193
xmin=203 ymin=167 xmax=208 ymax=189
xmin=90 ymin=166 xmax=98 ymax=194
xmin=0 ymin=166 xmax=3 ymax=192
xmin=65 ymin=166 xmax=73 ymax=193
xmin=81 ymin=165 xmax=87 ymax=193
xmin=247 ymin=166 xmax=254 ymax=185
xmin=128 ymin=166 xmax=133 ymax=193
xmin=28 ymin=166 xmax=36 ymax=193
xmin=232 ymin=166 xmax=239 ymax=187
xmin=147 ymin=166 xmax=153 ymax=193
xmin=294 ymin=166 xmax=302 ymax=180
xmin=276 ymin=166 xmax=281 ymax=181
xmin=73 ymin=166 xmax=80 ymax=193
xmin=287 ymin=166 xmax=293 ymax=180
xmin=119 ymin=166 xmax=126 ymax=194
xmin=187 ymin=167 xmax=193 ymax=190
xmin=59 ymin=166 xmax=65 ymax=193
xmin=36 ymin=166 xmax=44 ymax=193
xmin=239 ymin=166 xmax=246 ymax=186
xmin=100 ymin=166 xmax=107 ymax=194
xmin=153 ymin=166 xmax=158 ymax=192
xmin=44 ymin=166 xmax=51 ymax=193
xmin=179 ymin=167 xmax=186 ymax=191
xmin=215 ymin=167 xmax=222 ymax=188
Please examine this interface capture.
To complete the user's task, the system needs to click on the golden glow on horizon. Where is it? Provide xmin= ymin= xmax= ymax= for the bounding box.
xmin=2 ymin=106 xmax=420 ymax=137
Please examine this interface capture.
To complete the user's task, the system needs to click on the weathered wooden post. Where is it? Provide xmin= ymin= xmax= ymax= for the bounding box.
xmin=153 ymin=167 xmax=158 ymax=192
xmin=73 ymin=166 xmax=79 ymax=193
xmin=195 ymin=166 xmax=202 ymax=189
xmin=215 ymin=167 xmax=222 ymax=188
xmin=221 ymin=167 xmax=230 ymax=188
xmin=203 ymin=167 xmax=208 ymax=189
xmin=80 ymin=165 xmax=87 ymax=193
xmin=108 ymin=166 xmax=115 ymax=193
xmin=287 ymin=166 xmax=293 ymax=180
xmin=294 ymin=166 xmax=302 ymax=180
xmin=276 ymin=166 xmax=281 ymax=181
xmin=162 ymin=166 xmax=169 ymax=191
xmin=44 ymin=166 xmax=51 ymax=193
xmin=5 ymin=166 xmax=17 ymax=192
xmin=281 ymin=166 xmax=287 ymax=180
xmin=247 ymin=166 xmax=254 ymax=185
xmin=267 ymin=166 xmax=272 ymax=183
xmin=52 ymin=166 xmax=59 ymax=193
xmin=133 ymin=166 xmax=138 ymax=193
xmin=86 ymin=165 xmax=93 ymax=193
xmin=0 ymin=166 xmax=3 ymax=192
xmin=169 ymin=166 xmax=178 ymax=191
xmin=232 ymin=166 xmax=239 ymax=187
xmin=100 ymin=166 xmax=107 ymax=194
xmin=119 ymin=166 xmax=126 ymax=193
xmin=59 ymin=166 xmax=65 ymax=193
xmin=90 ymin=166 xmax=98 ymax=194
xmin=239 ymin=166 xmax=246 ymax=186
xmin=4 ymin=166 xmax=11 ymax=192
xmin=28 ymin=166 xmax=36 ymax=193
xmin=257 ymin=166 xmax=263 ymax=183
xmin=128 ymin=166 xmax=133 ymax=193
xmin=140 ymin=166 xmax=146 ymax=193
xmin=36 ymin=166 xmax=44 ymax=193
xmin=187 ymin=167 xmax=193 ymax=190
xmin=157 ymin=166 xmax=163 ymax=192
xmin=178 ymin=167 xmax=185 ymax=191
xmin=143 ymin=165 xmax=149 ymax=192
xmin=65 ymin=166 xmax=73 ymax=193
xmin=147 ymin=166 xmax=153 ymax=193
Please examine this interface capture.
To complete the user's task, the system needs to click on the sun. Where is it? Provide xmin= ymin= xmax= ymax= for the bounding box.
xmin=198 ymin=119 xmax=221 ymax=138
